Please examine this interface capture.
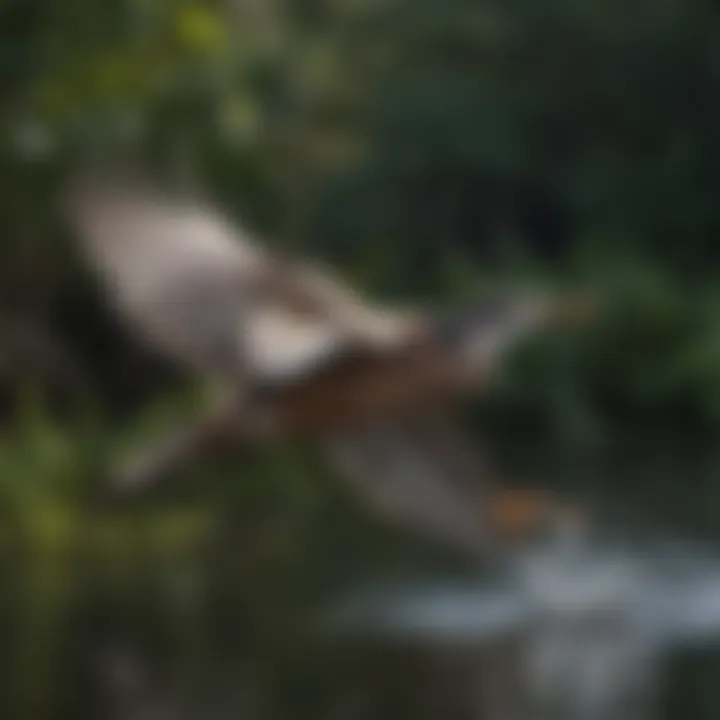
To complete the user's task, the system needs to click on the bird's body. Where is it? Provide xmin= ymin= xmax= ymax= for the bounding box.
xmin=64 ymin=171 xmax=591 ymax=558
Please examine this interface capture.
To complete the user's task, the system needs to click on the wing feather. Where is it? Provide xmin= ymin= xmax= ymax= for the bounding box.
xmin=321 ymin=414 xmax=497 ymax=558
xmin=64 ymin=176 xmax=420 ymax=382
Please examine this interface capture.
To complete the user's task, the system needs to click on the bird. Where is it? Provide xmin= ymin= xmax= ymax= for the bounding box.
xmin=63 ymin=169 xmax=594 ymax=559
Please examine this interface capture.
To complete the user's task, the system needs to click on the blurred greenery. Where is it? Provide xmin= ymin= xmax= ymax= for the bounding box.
xmin=2 ymin=0 xmax=720 ymax=717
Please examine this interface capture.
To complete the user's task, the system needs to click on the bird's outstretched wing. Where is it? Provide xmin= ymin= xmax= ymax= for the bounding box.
xmin=63 ymin=174 xmax=422 ymax=384
xmin=321 ymin=413 xmax=499 ymax=558
xmin=64 ymin=173 xmax=586 ymax=391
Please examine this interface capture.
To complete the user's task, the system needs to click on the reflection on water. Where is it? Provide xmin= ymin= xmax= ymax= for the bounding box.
xmin=325 ymin=520 xmax=720 ymax=720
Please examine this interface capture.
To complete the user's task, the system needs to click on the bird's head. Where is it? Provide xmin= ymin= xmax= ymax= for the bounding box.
xmin=434 ymin=289 xmax=599 ymax=388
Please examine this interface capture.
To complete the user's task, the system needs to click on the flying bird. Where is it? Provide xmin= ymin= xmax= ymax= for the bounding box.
xmin=63 ymin=171 xmax=592 ymax=559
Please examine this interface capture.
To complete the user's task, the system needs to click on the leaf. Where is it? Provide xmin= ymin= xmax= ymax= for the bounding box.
xmin=174 ymin=3 xmax=227 ymax=54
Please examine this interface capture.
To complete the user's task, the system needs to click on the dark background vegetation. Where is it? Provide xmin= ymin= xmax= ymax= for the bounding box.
xmin=2 ymin=0 xmax=720 ymax=717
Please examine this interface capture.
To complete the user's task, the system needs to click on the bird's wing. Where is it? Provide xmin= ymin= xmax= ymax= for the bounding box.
xmin=320 ymin=413 xmax=498 ymax=558
xmin=64 ymin=175 xmax=421 ymax=382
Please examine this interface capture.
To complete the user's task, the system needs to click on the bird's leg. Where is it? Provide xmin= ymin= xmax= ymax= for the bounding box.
xmin=102 ymin=376 xmax=277 ymax=503
xmin=100 ymin=315 xmax=287 ymax=503
xmin=103 ymin=398 xmax=243 ymax=502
